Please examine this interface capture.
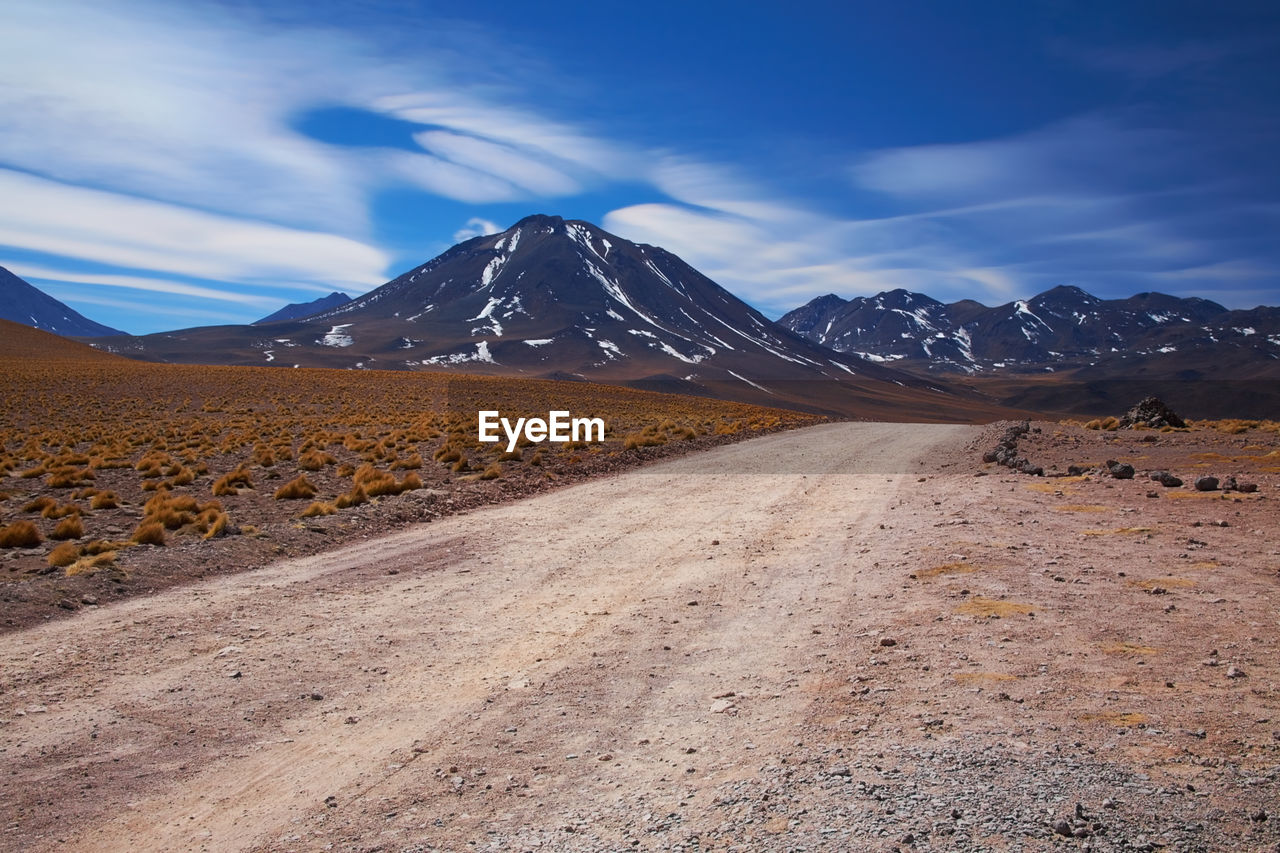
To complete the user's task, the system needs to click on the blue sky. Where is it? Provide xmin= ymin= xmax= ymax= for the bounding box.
xmin=2 ymin=0 xmax=1278 ymax=334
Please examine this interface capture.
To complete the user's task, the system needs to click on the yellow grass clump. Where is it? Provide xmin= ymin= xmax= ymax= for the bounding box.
xmin=0 ymin=520 xmax=41 ymax=548
xmin=47 ymin=541 xmax=80 ymax=568
xmin=300 ymin=501 xmax=336 ymax=518
xmin=51 ymin=514 xmax=85 ymax=540
xmin=130 ymin=520 xmax=166 ymax=546
xmin=273 ymin=475 xmax=318 ymax=500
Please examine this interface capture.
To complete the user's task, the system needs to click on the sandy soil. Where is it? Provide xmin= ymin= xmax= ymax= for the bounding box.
xmin=1 ymin=422 xmax=1277 ymax=852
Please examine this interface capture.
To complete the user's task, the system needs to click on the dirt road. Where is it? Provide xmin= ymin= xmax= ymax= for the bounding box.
xmin=3 ymin=422 xmax=1277 ymax=852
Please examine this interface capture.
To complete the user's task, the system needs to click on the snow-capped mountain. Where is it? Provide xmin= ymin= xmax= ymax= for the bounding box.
xmin=253 ymin=291 xmax=352 ymax=325
xmin=95 ymin=215 xmax=1001 ymax=419
xmin=781 ymin=285 xmax=1280 ymax=379
xmin=0 ymin=265 xmax=123 ymax=337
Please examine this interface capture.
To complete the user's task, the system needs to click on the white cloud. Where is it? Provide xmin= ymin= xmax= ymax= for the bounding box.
xmin=453 ymin=218 xmax=502 ymax=243
xmin=415 ymin=130 xmax=582 ymax=196
xmin=8 ymin=263 xmax=281 ymax=307
xmin=0 ymin=169 xmax=391 ymax=293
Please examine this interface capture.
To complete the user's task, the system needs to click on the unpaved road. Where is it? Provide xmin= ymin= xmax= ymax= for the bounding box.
xmin=3 ymin=422 xmax=1278 ymax=852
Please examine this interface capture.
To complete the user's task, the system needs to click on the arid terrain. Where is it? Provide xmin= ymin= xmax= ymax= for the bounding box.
xmin=1 ymin=419 xmax=1277 ymax=852
xmin=0 ymin=323 xmax=821 ymax=627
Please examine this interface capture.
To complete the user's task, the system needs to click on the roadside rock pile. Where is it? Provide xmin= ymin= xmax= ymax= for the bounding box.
xmin=982 ymin=421 xmax=1044 ymax=476
xmin=1119 ymin=396 xmax=1186 ymax=429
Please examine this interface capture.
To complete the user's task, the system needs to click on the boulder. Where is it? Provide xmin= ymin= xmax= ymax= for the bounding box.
xmin=1194 ymin=476 xmax=1220 ymax=492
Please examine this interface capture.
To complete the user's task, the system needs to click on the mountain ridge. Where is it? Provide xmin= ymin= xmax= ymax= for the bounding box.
xmin=87 ymin=214 xmax=1014 ymax=421
xmin=0 ymin=266 xmax=124 ymax=337
xmin=780 ymin=285 xmax=1279 ymax=380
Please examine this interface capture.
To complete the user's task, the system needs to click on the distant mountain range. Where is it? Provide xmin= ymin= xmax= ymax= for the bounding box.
xmin=780 ymin=285 xmax=1280 ymax=381
xmin=252 ymin=291 xmax=352 ymax=325
xmin=86 ymin=215 xmax=1004 ymax=420
xmin=0 ymin=265 xmax=123 ymax=337
xmin=7 ymin=217 xmax=1277 ymax=420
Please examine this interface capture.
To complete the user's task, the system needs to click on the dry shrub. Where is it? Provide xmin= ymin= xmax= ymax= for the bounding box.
xmin=624 ymin=433 xmax=666 ymax=450
xmin=336 ymin=462 xmax=356 ymax=477
xmin=47 ymin=541 xmax=80 ymax=568
xmin=300 ymin=501 xmax=336 ymax=518
xmin=252 ymin=444 xmax=276 ymax=467
xmin=529 ymin=450 xmax=544 ymax=466
xmin=67 ymin=551 xmax=116 ymax=576
xmin=90 ymin=491 xmax=120 ymax=510
xmin=131 ymin=521 xmax=166 ymax=546
xmin=298 ymin=450 xmax=337 ymax=471
xmin=434 ymin=444 xmax=462 ymax=464
xmin=201 ymin=512 xmax=231 ymax=539
xmin=399 ymin=472 xmax=423 ymax=491
xmin=168 ymin=467 xmax=196 ymax=486
xmin=46 ymin=467 xmax=94 ymax=488
xmin=335 ymin=485 xmax=368 ymax=508
xmin=212 ymin=467 xmax=253 ymax=496
xmin=42 ymin=502 xmax=80 ymax=520
xmin=0 ymin=521 xmax=42 ymax=548
xmin=478 ymin=463 xmax=501 ymax=481
xmin=274 ymin=475 xmax=318 ymax=500
xmin=19 ymin=464 xmax=48 ymax=479
xmin=22 ymin=496 xmax=56 ymax=514
xmin=498 ymin=448 xmax=522 ymax=462
xmin=391 ymin=452 xmax=423 ymax=470
xmin=83 ymin=539 xmax=125 ymax=555
xmin=51 ymin=515 xmax=85 ymax=540
xmin=450 ymin=457 xmax=470 ymax=474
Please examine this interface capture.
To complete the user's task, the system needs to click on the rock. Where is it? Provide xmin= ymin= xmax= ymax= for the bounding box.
xmin=1238 ymin=482 xmax=1258 ymax=493
xmin=709 ymin=698 xmax=735 ymax=714
xmin=879 ymin=637 xmax=898 ymax=647
xmin=1119 ymin=397 xmax=1186 ymax=429
xmin=1252 ymin=810 xmax=1268 ymax=823
xmin=1054 ymin=819 xmax=1074 ymax=837
xmin=1108 ymin=461 xmax=1135 ymax=480
xmin=1226 ymin=666 xmax=1246 ymax=679
xmin=1151 ymin=471 xmax=1183 ymax=487
xmin=1194 ymin=476 xmax=1220 ymax=492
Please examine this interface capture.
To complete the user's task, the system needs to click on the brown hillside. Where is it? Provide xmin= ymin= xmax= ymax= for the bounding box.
xmin=0 ymin=318 xmax=127 ymax=362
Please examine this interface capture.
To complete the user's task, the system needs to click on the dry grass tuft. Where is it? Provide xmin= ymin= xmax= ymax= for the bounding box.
xmin=954 ymin=597 xmax=1035 ymax=618
xmin=0 ymin=520 xmax=41 ymax=548
xmin=90 ymin=491 xmax=120 ymax=510
xmin=22 ymin=496 xmax=56 ymax=514
xmin=67 ymin=551 xmax=117 ymax=576
xmin=130 ymin=521 xmax=166 ymax=546
xmin=300 ymin=501 xmax=336 ymax=518
xmin=273 ymin=475 xmax=318 ymax=500
xmin=212 ymin=467 xmax=253 ymax=496
xmin=335 ymin=485 xmax=368 ymax=508
xmin=51 ymin=514 xmax=85 ymax=540
xmin=47 ymin=541 xmax=81 ymax=568
xmin=914 ymin=562 xmax=976 ymax=580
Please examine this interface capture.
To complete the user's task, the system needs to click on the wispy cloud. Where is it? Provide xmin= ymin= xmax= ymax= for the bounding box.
xmin=453 ymin=218 xmax=502 ymax=243
xmin=9 ymin=263 xmax=282 ymax=309
xmin=0 ymin=0 xmax=639 ymax=327
xmin=0 ymin=169 xmax=390 ymax=293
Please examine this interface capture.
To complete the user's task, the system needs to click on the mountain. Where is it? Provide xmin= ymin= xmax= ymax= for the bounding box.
xmin=781 ymin=285 xmax=1280 ymax=418
xmin=781 ymin=285 xmax=1279 ymax=378
xmin=0 ymin=266 xmax=124 ymax=337
xmin=252 ymin=291 xmax=352 ymax=325
xmin=92 ymin=215 xmax=1016 ymax=421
